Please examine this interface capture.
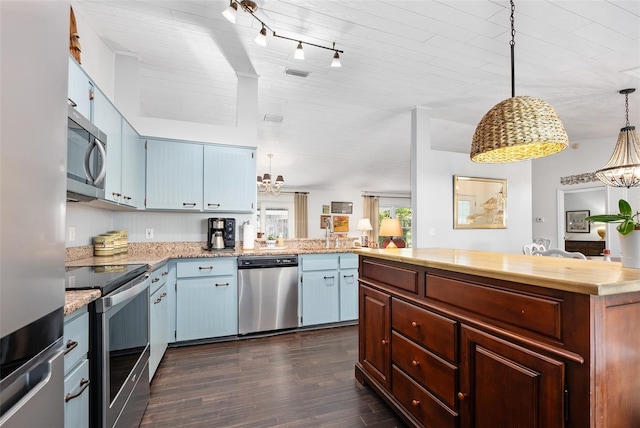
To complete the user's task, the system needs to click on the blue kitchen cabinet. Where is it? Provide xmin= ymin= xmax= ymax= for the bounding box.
xmin=120 ymin=119 xmax=144 ymax=208
xmin=63 ymin=308 xmax=90 ymax=428
xmin=203 ymin=145 xmax=256 ymax=212
xmin=299 ymin=254 xmax=340 ymax=326
xmin=93 ymin=88 xmax=123 ymax=205
xmin=175 ymin=258 xmax=237 ymax=341
xmin=339 ymin=253 xmax=359 ymax=321
xmin=145 ymin=139 xmax=203 ymax=210
xmin=149 ymin=263 xmax=169 ymax=381
xmin=67 ymin=56 xmax=93 ymax=120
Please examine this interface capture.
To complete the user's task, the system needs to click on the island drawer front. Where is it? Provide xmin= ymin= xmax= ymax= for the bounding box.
xmin=426 ymin=274 xmax=563 ymax=342
xmin=392 ymin=298 xmax=457 ymax=363
xmin=301 ymin=254 xmax=339 ymax=271
xmin=392 ymin=365 xmax=458 ymax=428
xmin=392 ymin=331 xmax=457 ymax=409
xmin=177 ymin=258 xmax=236 ymax=278
xmin=361 ymin=259 xmax=419 ymax=295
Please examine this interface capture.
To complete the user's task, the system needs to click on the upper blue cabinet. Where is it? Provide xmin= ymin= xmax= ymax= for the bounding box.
xmin=67 ymin=56 xmax=93 ymax=120
xmin=203 ymin=145 xmax=256 ymax=212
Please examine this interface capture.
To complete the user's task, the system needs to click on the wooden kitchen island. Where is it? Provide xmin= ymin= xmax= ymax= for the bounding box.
xmin=353 ymin=248 xmax=640 ymax=428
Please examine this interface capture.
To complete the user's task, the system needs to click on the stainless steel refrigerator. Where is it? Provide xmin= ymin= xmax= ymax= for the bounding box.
xmin=0 ymin=2 xmax=69 ymax=426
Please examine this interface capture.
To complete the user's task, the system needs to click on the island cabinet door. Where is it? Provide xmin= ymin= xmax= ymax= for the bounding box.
xmin=459 ymin=325 xmax=565 ymax=428
xmin=359 ymin=284 xmax=391 ymax=388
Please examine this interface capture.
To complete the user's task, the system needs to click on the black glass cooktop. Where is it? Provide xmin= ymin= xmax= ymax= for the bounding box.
xmin=65 ymin=264 xmax=147 ymax=295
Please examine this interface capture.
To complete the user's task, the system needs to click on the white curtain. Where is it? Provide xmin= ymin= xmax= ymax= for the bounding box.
xmin=363 ymin=195 xmax=379 ymax=244
xmin=294 ymin=192 xmax=308 ymax=238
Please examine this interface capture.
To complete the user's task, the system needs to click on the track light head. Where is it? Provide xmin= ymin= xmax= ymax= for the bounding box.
xmin=294 ymin=42 xmax=305 ymax=60
xmin=331 ymin=51 xmax=341 ymax=67
xmin=255 ymin=25 xmax=268 ymax=46
xmin=222 ymin=1 xmax=238 ymax=23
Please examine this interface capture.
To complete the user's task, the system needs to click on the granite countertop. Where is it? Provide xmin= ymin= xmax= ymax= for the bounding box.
xmin=354 ymin=248 xmax=640 ymax=296
xmin=65 ymin=241 xmax=358 ymax=314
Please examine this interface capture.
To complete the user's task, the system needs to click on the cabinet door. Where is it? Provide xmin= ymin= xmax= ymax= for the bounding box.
xmin=67 ymin=56 xmax=93 ymax=119
xmin=93 ymin=89 xmax=122 ymax=203
xmin=145 ymin=139 xmax=203 ymax=210
xmin=64 ymin=359 xmax=90 ymax=428
xmin=120 ymin=119 xmax=144 ymax=208
xmin=359 ymin=284 xmax=391 ymax=388
xmin=149 ymin=282 xmax=168 ymax=381
xmin=203 ymin=145 xmax=255 ymax=212
xmin=176 ymin=274 xmax=237 ymax=341
xmin=301 ymin=270 xmax=340 ymax=326
xmin=459 ymin=325 xmax=565 ymax=428
xmin=339 ymin=268 xmax=358 ymax=321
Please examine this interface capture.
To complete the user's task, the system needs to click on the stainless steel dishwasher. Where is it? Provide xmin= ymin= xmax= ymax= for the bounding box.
xmin=237 ymin=255 xmax=299 ymax=335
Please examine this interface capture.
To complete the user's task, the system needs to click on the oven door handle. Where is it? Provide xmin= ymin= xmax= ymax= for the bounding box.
xmin=99 ymin=275 xmax=149 ymax=311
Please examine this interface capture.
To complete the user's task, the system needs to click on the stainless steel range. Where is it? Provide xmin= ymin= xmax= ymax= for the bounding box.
xmin=65 ymin=264 xmax=150 ymax=428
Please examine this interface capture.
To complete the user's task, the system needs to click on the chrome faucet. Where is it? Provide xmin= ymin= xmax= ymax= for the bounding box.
xmin=324 ymin=217 xmax=332 ymax=248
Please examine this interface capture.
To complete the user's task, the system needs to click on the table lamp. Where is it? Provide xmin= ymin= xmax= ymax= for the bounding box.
xmin=357 ymin=218 xmax=373 ymax=247
xmin=379 ymin=218 xmax=402 ymax=249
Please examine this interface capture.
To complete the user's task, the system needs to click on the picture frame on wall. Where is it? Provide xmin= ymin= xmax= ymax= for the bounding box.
xmin=320 ymin=215 xmax=331 ymax=229
xmin=333 ymin=215 xmax=349 ymax=232
xmin=566 ymin=210 xmax=590 ymax=233
xmin=322 ymin=205 xmax=330 ymax=214
xmin=331 ymin=201 xmax=353 ymax=214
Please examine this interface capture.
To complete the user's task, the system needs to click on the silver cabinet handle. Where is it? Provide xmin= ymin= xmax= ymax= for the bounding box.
xmin=207 ymin=203 xmax=221 ymax=208
xmin=215 ymin=283 xmax=229 ymax=287
xmin=182 ymin=202 xmax=196 ymax=207
xmin=199 ymin=266 xmax=213 ymax=270
xmin=65 ymin=378 xmax=90 ymax=402
xmin=64 ymin=339 xmax=78 ymax=355
xmin=151 ymin=277 xmax=160 ymax=283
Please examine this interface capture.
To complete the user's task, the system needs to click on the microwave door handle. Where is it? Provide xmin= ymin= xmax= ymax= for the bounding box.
xmin=83 ymin=140 xmax=97 ymax=183
xmin=92 ymin=138 xmax=107 ymax=186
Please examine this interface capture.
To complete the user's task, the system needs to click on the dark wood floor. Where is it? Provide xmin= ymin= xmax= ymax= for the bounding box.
xmin=141 ymin=325 xmax=407 ymax=427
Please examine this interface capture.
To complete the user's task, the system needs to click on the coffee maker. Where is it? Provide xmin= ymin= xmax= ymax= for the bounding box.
xmin=207 ymin=218 xmax=236 ymax=250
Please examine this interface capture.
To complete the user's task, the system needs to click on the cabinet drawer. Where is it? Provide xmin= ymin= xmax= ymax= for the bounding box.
xmin=361 ymin=258 xmax=419 ymax=294
xmin=426 ymin=274 xmax=563 ymax=342
xmin=392 ymin=298 xmax=457 ymax=363
xmin=392 ymin=331 xmax=457 ymax=409
xmin=63 ymin=310 xmax=89 ymax=375
xmin=64 ymin=358 xmax=90 ymax=428
xmin=301 ymin=255 xmax=339 ymax=271
xmin=339 ymin=253 xmax=358 ymax=269
xmin=391 ymin=365 xmax=458 ymax=428
xmin=176 ymin=258 xmax=236 ymax=278
xmin=149 ymin=263 xmax=169 ymax=295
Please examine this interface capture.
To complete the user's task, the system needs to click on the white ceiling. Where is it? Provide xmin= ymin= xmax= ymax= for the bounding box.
xmin=73 ymin=0 xmax=640 ymax=193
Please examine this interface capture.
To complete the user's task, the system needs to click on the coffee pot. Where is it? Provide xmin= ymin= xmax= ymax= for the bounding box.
xmin=211 ymin=230 xmax=225 ymax=250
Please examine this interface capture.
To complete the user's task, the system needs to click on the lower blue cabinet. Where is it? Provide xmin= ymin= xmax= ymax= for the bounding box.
xmin=175 ymin=258 xmax=238 ymax=341
xmin=63 ymin=308 xmax=89 ymax=428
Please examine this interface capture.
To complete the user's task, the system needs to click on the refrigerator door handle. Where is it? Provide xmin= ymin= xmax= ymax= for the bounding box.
xmin=0 ymin=346 xmax=63 ymax=423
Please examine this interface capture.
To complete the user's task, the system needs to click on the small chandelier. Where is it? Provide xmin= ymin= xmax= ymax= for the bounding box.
xmin=470 ymin=0 xmax=568 ymax=163
xmin=595 ymin=88 xmax=640 ymax=188
xmin=257 ymin=154 xmax=284 ymax=196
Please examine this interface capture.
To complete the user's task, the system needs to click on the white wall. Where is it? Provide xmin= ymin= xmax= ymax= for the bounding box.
xmin=306 ymin=189 xmax=364 ymax=239
xmin=412 ymin=108 xmax=533 ymax=254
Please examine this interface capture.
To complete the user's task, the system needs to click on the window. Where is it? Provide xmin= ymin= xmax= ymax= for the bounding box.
xmin=378 ymin=198 xmax=412 ymax=247
xmin=256 ymin=195 xmax=294 ymax=238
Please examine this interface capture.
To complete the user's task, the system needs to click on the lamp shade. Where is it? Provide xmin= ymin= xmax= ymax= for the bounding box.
xmin=471 ymin=96 xmax=569 ymax=163
xmin=595 ymin=126 xmax=640 ymax=187
xmin=357 ymin=218 xmax=373 ymax=231
xmin=379 ymin=218 xmax=402 ymax=237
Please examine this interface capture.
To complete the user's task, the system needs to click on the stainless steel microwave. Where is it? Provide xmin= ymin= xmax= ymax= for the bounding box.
xmin=67 ymin=105 xmax=107 ymax=202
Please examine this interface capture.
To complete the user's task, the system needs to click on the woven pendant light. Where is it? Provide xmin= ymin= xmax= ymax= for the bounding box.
xmin=471 ymin=0 xmax=568 ymax=163
xmin=595 ymin=88 xmax=640 ymax=188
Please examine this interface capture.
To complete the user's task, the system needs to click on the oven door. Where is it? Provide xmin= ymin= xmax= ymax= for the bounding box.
xmin=94 ymin=274 xmax=150 ymax=428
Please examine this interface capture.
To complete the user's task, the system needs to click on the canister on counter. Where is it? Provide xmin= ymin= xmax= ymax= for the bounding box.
xmin=94 ymin=234 xmax=115 ymax=257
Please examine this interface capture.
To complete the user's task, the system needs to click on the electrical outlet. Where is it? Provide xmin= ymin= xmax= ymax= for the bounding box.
xmin=69 ymin=227 xmax=76 ymax=242
xmin=146 ymin=229 xmax=154 ymax=239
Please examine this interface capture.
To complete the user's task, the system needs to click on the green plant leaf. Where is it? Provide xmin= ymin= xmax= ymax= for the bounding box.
xmin=584 ymin=214 xmax=626 ymax=223
xmin=619 ymin=199 xmax=633 ymax=216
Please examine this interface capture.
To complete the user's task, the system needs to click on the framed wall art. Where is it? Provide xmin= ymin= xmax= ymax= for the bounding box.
xmin=566 ymin=210 xmax=590 ymax=233
xmin=333 ymin=216 xmax=349 ymax=232
xmin=331 ymin=201 xmax=353 ymax=214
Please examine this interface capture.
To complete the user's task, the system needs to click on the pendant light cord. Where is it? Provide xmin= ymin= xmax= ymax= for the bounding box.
xmin=510 ymin=0 xmax=516 ymax=98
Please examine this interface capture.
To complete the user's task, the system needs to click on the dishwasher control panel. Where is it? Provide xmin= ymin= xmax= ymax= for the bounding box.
xmin=238 ymin=255 xmax=298 ymax=268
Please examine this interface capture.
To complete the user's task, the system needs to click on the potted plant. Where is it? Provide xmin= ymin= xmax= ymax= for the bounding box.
xmin=266 ymin=234 xmax=277 ymax=248
xmin=585 ymin=199 xmax=640 ymax=268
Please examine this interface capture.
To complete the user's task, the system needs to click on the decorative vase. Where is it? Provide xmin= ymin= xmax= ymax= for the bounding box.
xmin=266 ymin=239 xmax=276 ymax=248
xmin=618 ymin=230 xmax=640 ymax=269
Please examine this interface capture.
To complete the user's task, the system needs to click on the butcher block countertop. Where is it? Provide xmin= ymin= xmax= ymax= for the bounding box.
xmin=354 ymin=248 xmax=640 ymax=296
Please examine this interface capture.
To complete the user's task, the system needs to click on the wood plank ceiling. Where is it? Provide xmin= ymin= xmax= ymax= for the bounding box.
xmin=72 ymin=0 xmax=640 ymax=193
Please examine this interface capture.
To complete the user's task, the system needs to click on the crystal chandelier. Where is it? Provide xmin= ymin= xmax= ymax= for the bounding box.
xmin=595 ymin=88 xmax=640 ymax=188
xmin=257 ymin=154 xmax=284 ymax=196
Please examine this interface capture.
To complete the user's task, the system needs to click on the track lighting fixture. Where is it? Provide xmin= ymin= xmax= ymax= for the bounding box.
xmin=294 ymin=42 xmax=304 ymax=60
xmin=222 ymin=0 xmax=237 ymax=24
xmin=255 ymin=24 xmax=267 ymax=46
xmin=221 ymin=0 xmax=343 ymax=67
